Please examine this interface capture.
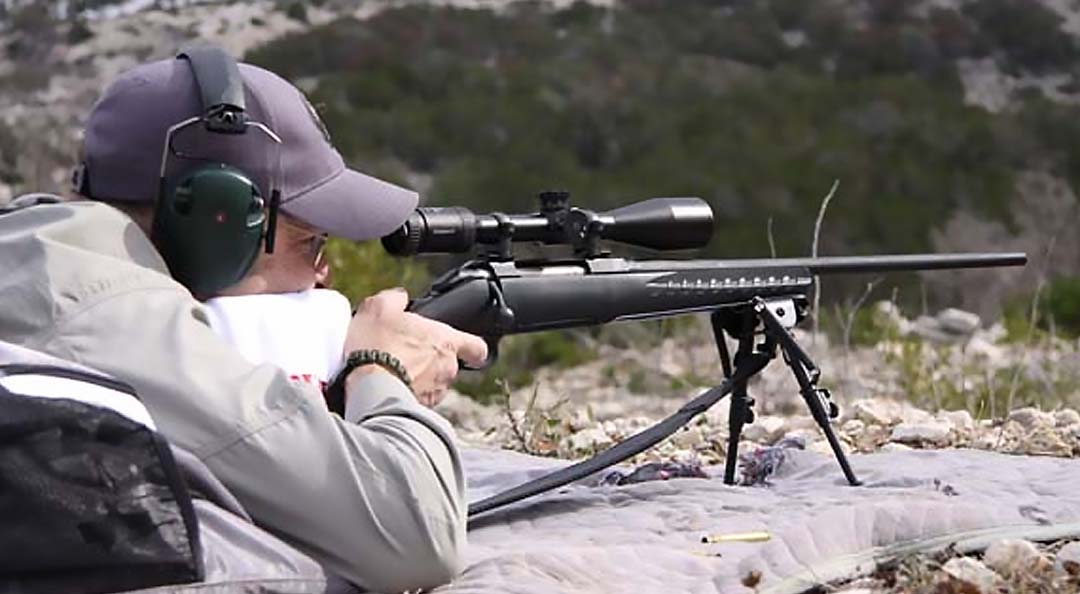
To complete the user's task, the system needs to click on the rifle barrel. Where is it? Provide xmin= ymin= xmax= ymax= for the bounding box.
xmin=800 ymin=253 xmax=1027 ymax=274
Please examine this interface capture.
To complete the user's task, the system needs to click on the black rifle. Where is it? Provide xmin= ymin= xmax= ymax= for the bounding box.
xmin=382 ymin=192 xmax=1027 ymax=518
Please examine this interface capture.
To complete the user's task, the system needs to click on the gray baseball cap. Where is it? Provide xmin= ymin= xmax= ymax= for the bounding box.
xmin=77 ymin=57 xmax=417 ymax=241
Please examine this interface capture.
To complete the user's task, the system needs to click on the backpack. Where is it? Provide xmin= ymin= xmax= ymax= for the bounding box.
xmin=0 ymin=350 xmax=203 ymax=594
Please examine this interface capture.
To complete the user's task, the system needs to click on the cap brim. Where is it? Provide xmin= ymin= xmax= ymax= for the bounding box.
xmin=279 ymin=168 xmax=418 ymax=241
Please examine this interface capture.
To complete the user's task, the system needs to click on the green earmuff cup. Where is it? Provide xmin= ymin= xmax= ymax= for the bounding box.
xmin=154 ymin=165 xmax=265 ymax=297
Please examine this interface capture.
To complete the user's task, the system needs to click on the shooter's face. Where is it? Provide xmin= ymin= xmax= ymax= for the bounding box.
xmin=216 ymin=213 xmax=329 ymax=296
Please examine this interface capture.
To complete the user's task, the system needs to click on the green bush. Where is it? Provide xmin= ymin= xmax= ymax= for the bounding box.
xmin=284 ymin=2 xmax=308 ymax=23
xmin=1043 ymin=277 xmax=1080 ymax=336
xmin=66 ymin=18 xmax=94 ymax=44
xmin=963 ymin=0 xmax=1079 ymax=73
xmin=242 ymin=1 xmax=1080 ymax=321
xmin=246 ymin=2 xmax=1018 ymax=275
xmin=1003 ymin=276 xmax=1080 ymax=340
xmin=324 ymin=239 xmax=429 ymax=305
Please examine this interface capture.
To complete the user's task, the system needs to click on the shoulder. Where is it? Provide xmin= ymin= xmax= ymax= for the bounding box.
xmin=0 ymin=198 xmax=181 ymax=332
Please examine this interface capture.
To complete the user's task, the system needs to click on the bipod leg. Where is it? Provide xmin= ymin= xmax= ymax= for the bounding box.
xmin=723 ymin=339 xmax=756 ymax=485
xmin=753 ymin=299 xmax=862 ymax=486
xmin=712 ymin=308 xmax=771 ymax=486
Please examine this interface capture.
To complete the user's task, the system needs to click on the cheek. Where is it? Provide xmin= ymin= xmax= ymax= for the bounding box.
xmin=256 ymin=247 xmax=318 ymax=289
xmin=281 ymin=248 xmax=320 ymax=287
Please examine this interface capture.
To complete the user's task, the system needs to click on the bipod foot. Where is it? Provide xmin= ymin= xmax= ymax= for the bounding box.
xmin=753 ymin=298 xmax=862 ymax=487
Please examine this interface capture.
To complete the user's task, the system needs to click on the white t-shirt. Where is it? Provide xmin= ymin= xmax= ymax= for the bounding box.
xmin=203 ymin=289 xmax=352 ymax=391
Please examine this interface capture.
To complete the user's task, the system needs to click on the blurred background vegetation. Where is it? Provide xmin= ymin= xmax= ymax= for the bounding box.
xmin=242 ymin=0 xmax=1080 ymax=396
xmin=5 ymin=0 xmax=1080 ymax=399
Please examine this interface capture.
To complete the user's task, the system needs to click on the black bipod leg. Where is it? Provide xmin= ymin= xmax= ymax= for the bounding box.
xmin=712 ymin=308 xmax=772 ymax=486
xmin=753 ymin=299 xmax=862 ymax=486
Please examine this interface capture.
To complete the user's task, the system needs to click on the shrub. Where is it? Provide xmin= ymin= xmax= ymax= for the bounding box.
xmin=1003 ymin=276 xmax=1080 ymax=340
xmin=284 ymin=2 xmax=308 ymax=24
xmin=323 ymin=239 xmax=429 ymax=304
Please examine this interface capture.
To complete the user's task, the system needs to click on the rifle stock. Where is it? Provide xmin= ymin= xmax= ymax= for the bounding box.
xmin=409 ymin=252 xmax=1027 ymax=344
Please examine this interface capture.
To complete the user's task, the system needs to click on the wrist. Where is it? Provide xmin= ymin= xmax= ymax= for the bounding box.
xmin=339 ymin=349 xmax=412 ymax=390
xmin=346 ymin=363 xmax=393 ymax=384
xmin=325 ymin=350 xmax=412 ymax=416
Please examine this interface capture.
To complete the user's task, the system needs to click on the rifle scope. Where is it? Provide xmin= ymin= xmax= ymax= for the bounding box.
xmin=382 ymin=192 xmax=714 ymax=257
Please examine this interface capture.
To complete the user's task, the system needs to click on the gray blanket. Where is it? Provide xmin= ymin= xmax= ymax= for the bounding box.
xmin=441 ymin=447 xmax=1080 ymax=594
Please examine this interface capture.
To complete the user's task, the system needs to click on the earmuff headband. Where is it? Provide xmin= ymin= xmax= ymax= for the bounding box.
xmin=177 ymin=47 xmax=247 ymax=134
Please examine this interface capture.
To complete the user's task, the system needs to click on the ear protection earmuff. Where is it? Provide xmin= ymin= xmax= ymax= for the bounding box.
xmin=151 ymin=46 xmax=282 ymax=297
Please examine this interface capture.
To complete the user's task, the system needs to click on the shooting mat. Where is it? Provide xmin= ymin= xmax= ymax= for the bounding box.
xmin=436 ymin=447 xmax=1080 ymax=594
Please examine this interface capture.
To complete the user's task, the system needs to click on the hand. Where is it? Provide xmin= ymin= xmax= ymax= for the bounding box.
xmin=344 ymin=288 xmax=488 ymax=407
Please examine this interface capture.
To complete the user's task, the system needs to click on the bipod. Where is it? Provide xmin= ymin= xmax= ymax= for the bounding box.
xmin=466 ymin=296 xmax=860 ymax=520
xmin=714 ymin=297 xmax=861 ymax=487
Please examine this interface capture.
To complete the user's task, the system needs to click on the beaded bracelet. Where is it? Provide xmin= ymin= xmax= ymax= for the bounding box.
xmin=325 ymin=350 xmax=412 ymax=416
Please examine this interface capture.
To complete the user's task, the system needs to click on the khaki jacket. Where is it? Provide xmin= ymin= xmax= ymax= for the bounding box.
xmin=0 ymin=201 xmax=466 ymax=593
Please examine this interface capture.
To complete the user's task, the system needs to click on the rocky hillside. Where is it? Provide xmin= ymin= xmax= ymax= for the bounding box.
xmin=4 ymin=0 xmax=1080 ymax=318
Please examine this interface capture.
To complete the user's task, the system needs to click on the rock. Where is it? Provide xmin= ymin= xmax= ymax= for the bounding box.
xmin=942 ymin=557 xmax=1001 ymax=593
xmin=983 ymin=322 xmax=1007 ymax=343
xmin=966 ymin=335 xmax=1006 ymax=364
xmin=1017 ymin=426 xmax=1073 ymax=456
xmin=938 ymin=410 xmax=975 ymax=432
xmin=1055 ymin=541 xmax=1080 ymax=577
xmin=983 ymin=539 xmax=1042 ymax=577
xmin=434 ymin=389 xmax=497 ymax=431
xmin=851 ymin=399 xmax=904 ymax=426
xmin=782 ymin=428 xmax=820 ymax=445
xmin=872 ymin=300 xmax=910 ymax=334
xmin=1054 ymin=409 xmax=1080 ymax=427
xmin=670 ymin=426 xmax=705 ymax=449
xmin=879 ymin=442 xmax=913 ymax=453
xmin=937 ymin=308 xmax=981 ymax=335
xmin=971 ymin=432 xmax=1001 ymax=451
xmin=890 ymin=420 xmax=953 ymax=445
xmin=1008 ymin=407 xmax=1055 ymax=431
xmin=840 ymin=418 xmax=865 ymax=437
xmin=567 ymin=408 xmax=595 ymax=431
xmin=565 ymin=428 xmax=612 ymax=454
xmin=742 ymin=416 xmax=787 ymax=444
xmin=912 ymin=315 xmax=956 ymax=343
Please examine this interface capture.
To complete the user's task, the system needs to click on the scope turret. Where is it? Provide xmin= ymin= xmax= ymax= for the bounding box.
xmin=381 ymin=193 xmax=714 ymax=258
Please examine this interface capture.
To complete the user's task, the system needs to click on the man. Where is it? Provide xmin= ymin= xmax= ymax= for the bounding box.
xmin=0 ymin=53 xmax=487 ymax=592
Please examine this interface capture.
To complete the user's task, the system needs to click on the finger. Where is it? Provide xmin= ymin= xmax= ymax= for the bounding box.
xmin=419 ymin=388 xmax=445 ymax=408
xmin=452 ymin=331 xmax=489 ymax=367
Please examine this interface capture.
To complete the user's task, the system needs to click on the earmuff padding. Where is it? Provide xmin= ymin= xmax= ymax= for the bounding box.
xmin=154 ymin=166 xmax=265 ymax=297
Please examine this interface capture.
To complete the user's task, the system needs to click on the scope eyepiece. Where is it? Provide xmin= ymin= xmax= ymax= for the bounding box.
xmin=381 ymin=194 xmax=714 ymax=257
xmin=382 ymin=207 xmax=479 ymax=256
